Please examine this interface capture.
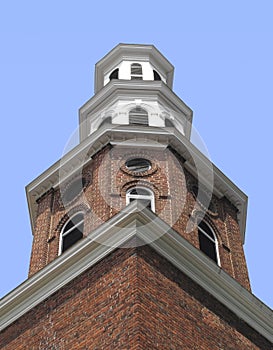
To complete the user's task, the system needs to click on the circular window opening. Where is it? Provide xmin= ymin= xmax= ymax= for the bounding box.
xmin=125 ymin=158 xmax=151 ymax=173
xmin=63 ymin=177 xmax=86 ymax=203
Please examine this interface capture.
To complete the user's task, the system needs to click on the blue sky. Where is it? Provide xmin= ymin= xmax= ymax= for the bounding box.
xmin=0 ymin=1 xmax=273 ymax=310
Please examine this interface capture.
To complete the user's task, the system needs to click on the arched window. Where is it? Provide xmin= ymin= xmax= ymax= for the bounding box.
xmin=126 ymin=187 xmax=155 ymax=212
xmin=198 ymin=221 xmax=219 ymax=264
xmin=131 ymin=63 xmax=143 ymax=80
xmin=153 ymin=70 xmax=161 ymax=81
xmin=59 ymin=213 xmax=84 ymax=254
xmin=109 ymin=68 xmax=119 ymax=80
xmin=129 ymin=107 xmax=149 ymax=125
xmin=99 ymin=116 xmax=112 ymax=128
xmin=165 ymin=119 xmax=175 ymax=127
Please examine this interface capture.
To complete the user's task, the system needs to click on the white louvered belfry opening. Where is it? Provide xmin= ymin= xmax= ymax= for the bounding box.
xmin=131 ymin=63 xmax=143 ymax=80
xmin=129 ymin=107 xmax=149 ymax=125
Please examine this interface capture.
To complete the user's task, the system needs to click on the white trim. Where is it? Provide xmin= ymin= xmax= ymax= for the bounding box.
xmin=58 ymin=212 xmax=84 ymax=255
xmin=95 ymin=44 xmax=174 ymax=93
xmin=0 ymin=203 xmax=272 ymax=342
xmin=79 ymin=80 xmax=193 ymax=141
xmin=26 ymin=126 xmax=247 ymax=241
xmin=128 ymin=106 xmax=149 ymax=125
xmin=130 ymin=62 xmax=143 ymax=80
xmin=198 ymin=220 xmax=221 ymax=267
xmin=126 ymin=187 xmax=155 ymax=212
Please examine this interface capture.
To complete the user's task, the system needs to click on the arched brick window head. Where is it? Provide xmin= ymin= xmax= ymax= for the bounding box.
xmin=198 ymin=221 xmax=220 ymax=265
xmin=126 ymin=187 xmax=155 ymax=212
xmin=59 ymin=213 xmax=84 ymax=254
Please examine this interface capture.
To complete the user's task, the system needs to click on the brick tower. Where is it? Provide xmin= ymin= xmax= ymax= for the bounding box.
xmin=0 ymin=44 xmax=272 ymax=349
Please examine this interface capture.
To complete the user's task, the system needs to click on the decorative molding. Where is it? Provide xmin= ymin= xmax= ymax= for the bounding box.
xmin=79 ymin=80 xmax=193 ymax=141
xmin=94 ymin=44 xmax=174 ymax=93
xmin=26 ymin=126 xmax=247 ymax=241
xmin=1 ymin=203 xmax=272 ymax=343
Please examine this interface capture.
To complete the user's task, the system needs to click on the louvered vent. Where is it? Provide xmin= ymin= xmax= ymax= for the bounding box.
xmin=129 ymin=107 xmax=149 ymax=125
xmin=131 ymin=63 xmax=143 ymax=80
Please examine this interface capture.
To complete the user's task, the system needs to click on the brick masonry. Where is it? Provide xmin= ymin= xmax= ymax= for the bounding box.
xmin=1 ymin=245 xmax=270 ymax=349
xmin=28 ymin=144 xmax=251 ymax=291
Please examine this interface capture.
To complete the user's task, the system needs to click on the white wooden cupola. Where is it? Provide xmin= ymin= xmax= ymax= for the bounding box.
xmin=94 ymin=43 xmax=174 ymax=92
xmin=78 ymin=44 xmax=193 ymax=142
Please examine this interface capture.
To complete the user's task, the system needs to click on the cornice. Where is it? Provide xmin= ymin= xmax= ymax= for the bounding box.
xmin=79 ymin=80 xmax=193 ymax=141
xmin=0 ymin=203 xmax=272 ymax=343
xmin=26 ymin=125 xmax=247 ymax=241
xmin=94 ymin=43 xmax=174 ymax=92
xmin=80 ymin=80 xmax=190 ymax=116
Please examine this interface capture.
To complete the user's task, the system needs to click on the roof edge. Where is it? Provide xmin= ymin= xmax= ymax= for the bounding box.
xmin=0 ymin=203 xmax=272 ymax=342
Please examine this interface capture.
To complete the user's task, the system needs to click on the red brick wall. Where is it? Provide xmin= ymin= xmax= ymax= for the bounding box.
xmin=28 ymin=189 xmax=54 ymax=276
xmin=28 ymin=144 xmax=250 ymax=290
xmin=137 ymin=245 xmax=266 ymax=349
xmin=1 ymin=246 xmax=270 ymax=349
xmin=3 ymin=248 xmax=141 ymax=350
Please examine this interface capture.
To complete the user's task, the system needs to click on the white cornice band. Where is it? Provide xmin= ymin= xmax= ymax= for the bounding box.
xmin=26 ymin=125 xmax=247 ymax=241
xmin=0 ymin=203 xmax=272 ymax=343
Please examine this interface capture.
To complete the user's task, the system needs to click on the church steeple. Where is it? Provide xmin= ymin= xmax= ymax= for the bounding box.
xmin=1 ymin=43 xmax=273 ymax=349
xmin=26 ymin=43 xmax=249 ymax=290
xmin=94 ymin=43 xmax=174 ymax=92
xmin=79 ymin=43 xmax=193 ymax=142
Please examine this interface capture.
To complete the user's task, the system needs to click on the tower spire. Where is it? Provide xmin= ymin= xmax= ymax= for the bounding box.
xmin=1 ymin=44 xmax=272 ymax=349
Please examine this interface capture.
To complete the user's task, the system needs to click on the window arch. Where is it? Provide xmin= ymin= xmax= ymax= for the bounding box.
xmin=109 ymin=68 xmax=119 ymax=80
xmin=198 ymin=221 xmax=219 ymax=264
xmin=98 ymin=116 xmax=112 ymax=128
xmin=126 ymin=187 xmax=155 ymax=212
xmin=153 ymin=70 xmax=161 ymax=81
xmin=59 ymin=213 xmax=84 ymax=254
xmin=129 ymin=107 xmax=149 ymax=125
xmin=165 ymin=119 xmax=175 ymax=127
xmin=131 ymin=63 xmax=143 ymax=80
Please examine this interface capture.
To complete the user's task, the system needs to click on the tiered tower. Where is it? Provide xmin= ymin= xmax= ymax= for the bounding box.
xmin=0 ymin=44 xmax=272 ymax=349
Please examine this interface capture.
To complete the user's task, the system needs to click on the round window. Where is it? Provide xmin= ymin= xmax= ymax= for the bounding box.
xmin=125 ymin=158 xmax=151 ymax=173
